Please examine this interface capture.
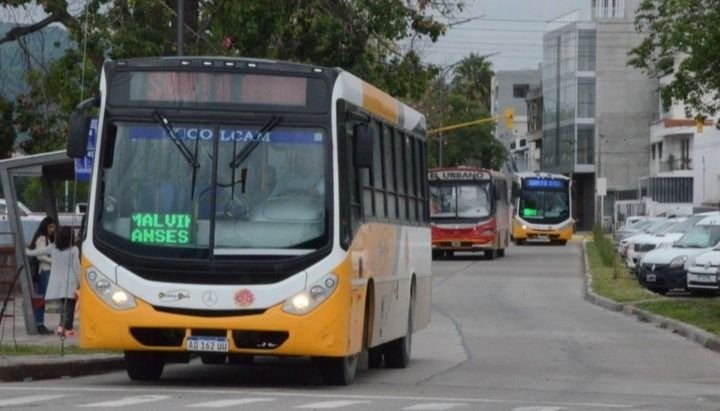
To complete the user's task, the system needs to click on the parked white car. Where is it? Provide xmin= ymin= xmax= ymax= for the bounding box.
xmin=686 ymin=246 xmax=720 ymax=295
xmin=624 ymin=213 xmax=719 ymax=270
xmin=638 ymin=214 xmax=720 ymax=294
xmin=613 ymin=218 xmax=661 ymax=246
xmin=618 ymin=218 xmax=681 ymax=262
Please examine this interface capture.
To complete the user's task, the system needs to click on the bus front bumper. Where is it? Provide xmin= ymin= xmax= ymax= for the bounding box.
xmin=78 ymin=281 xmax=351 ymax=358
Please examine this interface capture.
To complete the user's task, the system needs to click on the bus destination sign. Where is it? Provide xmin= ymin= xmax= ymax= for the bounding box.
xmin=428 ymin=170 xmax=490 ymax=181
xmin=131 ymin=213 xmax=192 ymax=245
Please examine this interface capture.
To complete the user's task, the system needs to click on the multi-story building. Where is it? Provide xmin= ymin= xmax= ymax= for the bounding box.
xmin=643 ymin=68 xmax=720 ymax=210
xmin=491 ymin=70 xmax=541 ymax=144
xmin=541 ymin=0 xmax=657 ymax=230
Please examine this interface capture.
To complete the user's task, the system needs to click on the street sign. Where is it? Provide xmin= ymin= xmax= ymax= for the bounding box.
xmin=596 ymin=177 xmax=607 ymax=196
xmin=74 ymin=118 xmax=97 ymax=182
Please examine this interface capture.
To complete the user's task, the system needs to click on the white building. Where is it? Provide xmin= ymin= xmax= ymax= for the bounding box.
xmin=644 ymin=70 xmax=720 ymax=209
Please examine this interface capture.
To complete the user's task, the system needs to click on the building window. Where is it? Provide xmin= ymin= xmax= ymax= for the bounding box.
xmin=576 ymin=126 xmax=594 ymax=165
xmin=513 ymin=84 xmax=529 ymax=99
xmin=578 ymin=30 xmax=596 ymax=71
xmin=577 ymin=78 xmax=595 ymax=118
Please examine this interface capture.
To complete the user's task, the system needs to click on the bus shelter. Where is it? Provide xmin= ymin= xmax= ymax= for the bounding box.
xmin=0 ymin=150 xmax=78 ymax=335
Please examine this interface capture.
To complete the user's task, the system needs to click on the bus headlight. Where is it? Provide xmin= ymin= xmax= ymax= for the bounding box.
xmin=283 ymin=273 xmax=337 ymax=315
xmin=86 ymin=267 xmax=136 ymax=310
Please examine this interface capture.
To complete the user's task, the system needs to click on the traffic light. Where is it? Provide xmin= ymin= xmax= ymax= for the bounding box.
xmin=504 ymin=107 xmax=514 ymax=130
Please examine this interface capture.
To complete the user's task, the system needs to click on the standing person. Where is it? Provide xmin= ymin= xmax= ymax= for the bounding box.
xmin=27 ymin=217 xmax=56 ymax=335
xmin=25 ymin=226 xmax=80 ymax=337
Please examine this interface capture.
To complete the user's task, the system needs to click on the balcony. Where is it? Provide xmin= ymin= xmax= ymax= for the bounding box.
xmin=659 ymin=156 xmax=692 ymax=172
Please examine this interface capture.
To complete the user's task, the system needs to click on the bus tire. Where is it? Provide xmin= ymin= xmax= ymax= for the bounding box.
xmin=383 ymin=282 xmax=415 ymax=369
xmin=316 ymin=354 xmax=358 ymax=385
xmin=432 ymin=250 xmax=440 ymax=260
xmin=444 ymin=251 xmax=454 ymax=259
xmin=515 ymin=239 xmax=526 ymax=246
xmin=498 ymin=248 xmax=505 ymax=257
xmin=485 ymin=250 xmax=497 ymax=260
xmin=125 ymin=351 xmax=164 ymax=381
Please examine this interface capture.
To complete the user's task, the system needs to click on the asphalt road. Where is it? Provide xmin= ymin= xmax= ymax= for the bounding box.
xmin=2 ymin=242 xmax=720 ymax=410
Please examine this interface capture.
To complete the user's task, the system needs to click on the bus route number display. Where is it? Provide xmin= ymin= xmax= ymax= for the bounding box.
xmin=131 ymin=213 xmax=191 ymax=245
xmin=525 ymin=178 xmax=566 ymax=189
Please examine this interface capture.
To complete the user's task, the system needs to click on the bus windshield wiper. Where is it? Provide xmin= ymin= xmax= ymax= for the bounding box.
xmin=229 ymin=115 xmax=282 ymax=169
xmin=154 ymin=110 xmax=199 ymax=168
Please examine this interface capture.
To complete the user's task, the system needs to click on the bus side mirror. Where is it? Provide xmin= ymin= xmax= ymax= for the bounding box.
xmin=353 ymin=123 xmax=374 ymax=169
xmin=66 ymin=96 xmax=99 ymax=159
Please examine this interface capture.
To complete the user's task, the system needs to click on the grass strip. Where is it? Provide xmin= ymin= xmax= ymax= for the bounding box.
xmin=586 ymin=241 xmax=660 ymax=303
xmin=637 ymin=299 xmax=720 ymax=337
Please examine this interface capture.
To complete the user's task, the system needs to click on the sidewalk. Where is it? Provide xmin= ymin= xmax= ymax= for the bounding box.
xmin=0 ymin=295 xmax=124 ymax=382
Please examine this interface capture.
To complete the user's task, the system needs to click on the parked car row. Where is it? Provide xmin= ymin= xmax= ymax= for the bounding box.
xmin=615 ymin=212 xmax=720 ymax=296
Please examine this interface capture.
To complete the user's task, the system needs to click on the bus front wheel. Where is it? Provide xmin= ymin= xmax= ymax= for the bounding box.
xmin=125 ymin=351 xmax=164 ymax=381
xmin=316 ymin=354 xmax=358 ymax=386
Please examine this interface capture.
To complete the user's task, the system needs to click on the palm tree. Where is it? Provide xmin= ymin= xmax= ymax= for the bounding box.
xmin=449 ymin=53 xmax=494 ymax=111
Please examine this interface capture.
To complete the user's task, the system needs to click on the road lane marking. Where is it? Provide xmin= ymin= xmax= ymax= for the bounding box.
xmin=0 ymin=386 xmax=633 ymax=409
xmin=188 ymin=398 xmax=275 ymax=407
xmin=295 ymin=400 xmax=370 ymax=408
xmin=403 ymin=403 xmax=467 ymax=410
xmin=79 ymin=395 xmax=170 ymax=407
xmin=0 ymin=394 xmax=67 ymax=407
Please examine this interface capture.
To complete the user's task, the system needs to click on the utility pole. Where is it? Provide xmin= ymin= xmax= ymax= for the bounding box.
xmin=177 ymin=0 xmax=184 ymax=56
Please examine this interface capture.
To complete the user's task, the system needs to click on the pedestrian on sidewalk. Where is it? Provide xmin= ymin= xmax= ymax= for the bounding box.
xmin=27 ymin=216 xmax=56 ymax=335
xmin=25 ymin=226 xmax=80 ymax=337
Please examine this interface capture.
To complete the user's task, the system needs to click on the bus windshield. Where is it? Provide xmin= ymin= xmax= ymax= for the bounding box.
xmin=430 ymin=182 xmax=491 ymax=220
xmin=98 ymin=120 xmax=328 ymax=257
xmin=519 ymin=185 xmax=569 ymax=224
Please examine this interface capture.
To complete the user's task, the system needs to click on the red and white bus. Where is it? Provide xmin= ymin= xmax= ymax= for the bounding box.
xmin=428 ymin=167 xmax=511 ymax=259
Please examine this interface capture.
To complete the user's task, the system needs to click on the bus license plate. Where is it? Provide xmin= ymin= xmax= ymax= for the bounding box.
xmin=646 ymin=274 xmax=656 ymax=282
xmin=451 ymin=241 xmax=461 ymax=247
xmin=187 ymin=336 xmax=229 ymax=352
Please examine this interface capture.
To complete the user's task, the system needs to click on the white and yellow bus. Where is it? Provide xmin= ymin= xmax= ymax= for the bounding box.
xmin=512 ymin=172 xmax=573 ymax=245
xmin=66 ymin=57 xmax=431 ymax=385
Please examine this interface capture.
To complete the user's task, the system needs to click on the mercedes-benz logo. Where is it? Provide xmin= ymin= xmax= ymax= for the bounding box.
xmin=651 ymin=264 xmax=656 ymax=272
xmin=202 ymin=291 xmax=218 ymax=307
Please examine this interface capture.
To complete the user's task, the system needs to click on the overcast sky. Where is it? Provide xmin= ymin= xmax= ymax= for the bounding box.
xmin=419 ymin=0 xmax=592 ymax=72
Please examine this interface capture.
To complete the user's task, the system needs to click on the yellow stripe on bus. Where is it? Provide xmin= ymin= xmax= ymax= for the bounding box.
xmin=362 ymin=82 xmax=399 ymax=124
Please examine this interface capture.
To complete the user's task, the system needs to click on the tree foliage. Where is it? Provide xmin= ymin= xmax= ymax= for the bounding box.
xmin=0 ymin=0 xmax=465 ymax=156
xmin=419 ymin=53 xmax=506 ymax=170
xmin=628 ymin=0 xmax=720 ymax=116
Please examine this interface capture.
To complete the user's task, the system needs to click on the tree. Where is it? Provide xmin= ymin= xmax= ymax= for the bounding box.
xmin=0 ymin=0 xmax=465 ymax=156
xmin=0 ymin=96 xmax=15 ymax=159
xmin=628 ymin=0 xmax=720 ymax=116
xmin=419 ymin=54 xmax=507 ymax=170
xmin=450 ymin=53 xmax=494 ymax=112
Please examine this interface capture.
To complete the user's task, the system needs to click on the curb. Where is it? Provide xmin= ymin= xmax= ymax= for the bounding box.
xmin=581 ymin=239 xmax=720 ymax=355
xmin=0 ymin=354 xmax=125 ymax=382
